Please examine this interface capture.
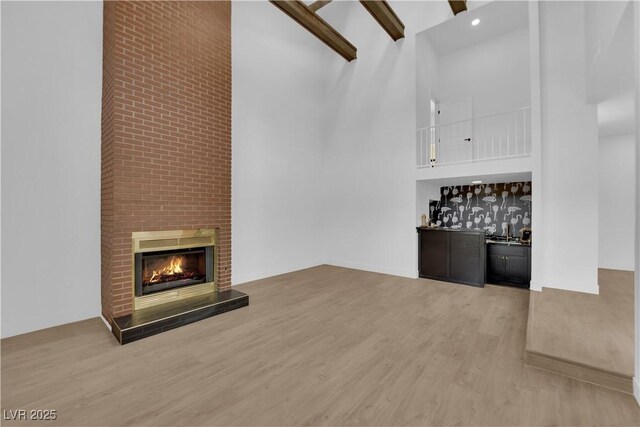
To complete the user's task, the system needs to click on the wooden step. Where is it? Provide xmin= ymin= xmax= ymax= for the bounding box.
xmin=524 ymin=349 xmax=634 ymax=394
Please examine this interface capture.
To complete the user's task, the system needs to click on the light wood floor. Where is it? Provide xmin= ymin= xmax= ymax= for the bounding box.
xmin=527 ymin=269 xmax=634 ymax=376
xmin=2 ymin=266 xmax=639 ymax=426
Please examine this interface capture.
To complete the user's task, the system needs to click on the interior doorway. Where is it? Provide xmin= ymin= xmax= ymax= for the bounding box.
xmin=435 ymin=97 xmax=473 ymax=164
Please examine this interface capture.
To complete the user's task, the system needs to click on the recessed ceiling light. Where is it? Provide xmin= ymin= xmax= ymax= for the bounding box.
xmin=471 ymin=18 xmax=480 ymax=26
xmin=472 ymin=180 xmax=482 ymax=184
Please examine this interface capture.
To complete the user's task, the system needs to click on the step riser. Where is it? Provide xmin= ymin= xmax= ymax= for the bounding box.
xmin=525 ymin=350 xmax=634 ymax=395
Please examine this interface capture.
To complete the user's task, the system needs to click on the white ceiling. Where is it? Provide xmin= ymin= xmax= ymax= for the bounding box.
xmin=420 ymin=1 xmax=529 ymax=55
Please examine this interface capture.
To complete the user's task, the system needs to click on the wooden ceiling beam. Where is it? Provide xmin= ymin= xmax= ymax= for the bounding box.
xmin=270 ymin=0 xmax=357 ymax=62
xmin=359 ymin=0 xmax=405 ymax=41
xmin=448 ymin=0 xmax=467 ymax=16
xmin=308 ymin=0 xmax=332 ymax=12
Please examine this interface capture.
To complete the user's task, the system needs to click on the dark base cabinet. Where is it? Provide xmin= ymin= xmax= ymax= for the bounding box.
xmin=450 ymin=232 xmax=485 ymax=286
xmin=418 ymin=228 xmax=448 ymax=281
xmin=486 ymin=243 xmax=531 ymax=288
xmin=417 ymin=228 xmax=485 ymax=287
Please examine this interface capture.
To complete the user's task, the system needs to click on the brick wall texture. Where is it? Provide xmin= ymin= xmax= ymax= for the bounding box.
xmin=101 ymin=1 xmax=232 ymax=322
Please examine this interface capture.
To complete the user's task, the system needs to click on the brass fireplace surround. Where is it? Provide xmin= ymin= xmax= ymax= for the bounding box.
xmin=132 ymin=229 xmax=217 ymax=310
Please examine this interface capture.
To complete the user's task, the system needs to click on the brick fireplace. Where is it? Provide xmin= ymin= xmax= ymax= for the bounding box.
xmin=101 ymin=0 xmax=244 ymax=342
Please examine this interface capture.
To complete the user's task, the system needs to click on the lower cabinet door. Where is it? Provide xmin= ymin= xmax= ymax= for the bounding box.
xmin=449 ymin=233 xmax=484 ymax=286
xmin=487 ymin=253 xmax=505 ymax=282
xmin=419 ymin=231 xmax=448 ymax=280
xmin=505 ymin=255 xmax=529 ymax=284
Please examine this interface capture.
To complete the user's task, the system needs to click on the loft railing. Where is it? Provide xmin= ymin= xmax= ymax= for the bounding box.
xmin=416 ymin=107 xmax=531 ymax=168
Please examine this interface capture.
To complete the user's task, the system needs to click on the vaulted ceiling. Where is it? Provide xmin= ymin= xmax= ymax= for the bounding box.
xmin=270 ymin=0 xmax=469 ymax=61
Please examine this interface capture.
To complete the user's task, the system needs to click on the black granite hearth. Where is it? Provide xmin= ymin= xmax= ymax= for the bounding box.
xmin=111 ymin=289 xmax=249 ymax=344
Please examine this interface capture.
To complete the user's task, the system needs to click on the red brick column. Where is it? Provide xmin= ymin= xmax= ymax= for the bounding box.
xmin=101 ymin=1 xmax=232 ymax=321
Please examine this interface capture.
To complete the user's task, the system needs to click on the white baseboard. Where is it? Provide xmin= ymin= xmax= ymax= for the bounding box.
xmin=1 ymin=309 xmax=100 ymax=339
xmin=529 ymin=279 xmax=543 ymax=292
xmin=598 ymin=263 xmax=635 ymax=272
xmin=100 ymin=315 xmax=112 ymax=331
xmin=325 ymin=259 xmax=415 ymax=279
xmin=541 ymin=280 xmax=599 ymax=295
xmin=232 ymin=259 xmax=417 ymax=288
xmin=634 ymin=377 xmax=640 ymax=406
xmin=232 ymin=260 xmax=324 ymax=286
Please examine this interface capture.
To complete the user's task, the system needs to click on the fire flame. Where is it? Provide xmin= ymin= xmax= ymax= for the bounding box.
xmin=149 ymin=256 xmax=184 ymax=283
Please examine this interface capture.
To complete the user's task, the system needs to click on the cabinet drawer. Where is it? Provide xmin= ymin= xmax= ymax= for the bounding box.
xmin=486 ymin=244 xmax=530 ymax=257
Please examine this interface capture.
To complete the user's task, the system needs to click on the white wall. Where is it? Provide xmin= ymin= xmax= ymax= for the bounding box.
xmin=598 ymin=134 xmax=636 ymax=271
xmin=1 ymin=1 xmax=103 ymax=337
xmin=231 ymin=1 xmax=327 ymax=285
xmin=586 ymin=1 xmax=635 ymax=104
xmin=538 ymin=1 xmax=599 ymax=294
xmin=320 ymin=1 xmax=451 ymax=278
xmin=416 ymin=180 xmax=441 ymax=226
xmin=415 ymin=35 xmax=439 ymax=130
xmin=585 ymin=0 xmax=629 ymax=72
xmin=436 ymin=27 xmax=530 ymax=118
xmin=528 ymin=0 xmax=544 ymax=292
xmin=632 ymin=0 xmax=639 ymax=405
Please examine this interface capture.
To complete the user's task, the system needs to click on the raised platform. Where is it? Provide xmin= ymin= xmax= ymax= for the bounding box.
xmin=111 ymin=289 xmax=249 ymax=344
xmin=525 ymin=269 xmax=634 ymax=394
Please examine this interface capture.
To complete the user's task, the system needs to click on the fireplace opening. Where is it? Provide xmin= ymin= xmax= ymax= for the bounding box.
xmin=135 ymin=246 xmax=214 ymax=296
